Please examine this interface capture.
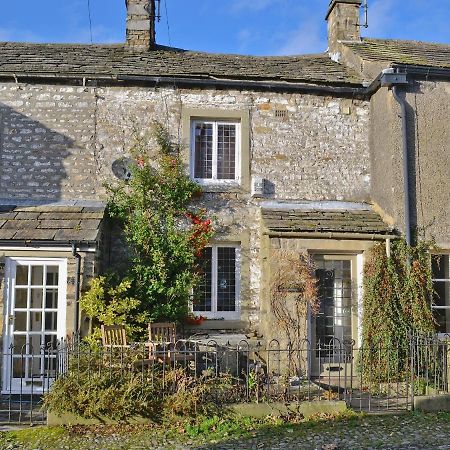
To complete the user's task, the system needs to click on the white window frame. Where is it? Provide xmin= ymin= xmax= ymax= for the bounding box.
xmin=190 ymin=119 xmax=241 ymax=185
xmin=2 ymin=257 xmax=67 ymax=394
xmin=193 ymin=244 xmax=241 ymax=320
xmin=431 ymin=253 xmax=450 ymax=336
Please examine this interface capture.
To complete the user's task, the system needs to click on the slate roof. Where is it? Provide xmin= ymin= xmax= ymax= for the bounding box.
xmin=262 ymin=207 xmax=393 ymax=235
xmin=0 ymin=42 xmax=364 ymax=86
xmin=0 ymin=205 xmax=105 ymax=242
xmin=344 ymin=38 xmax=450 ymax=69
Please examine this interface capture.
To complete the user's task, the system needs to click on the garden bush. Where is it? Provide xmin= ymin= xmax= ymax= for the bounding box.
xmin=44 ymin=346 xmax=238 ymax=422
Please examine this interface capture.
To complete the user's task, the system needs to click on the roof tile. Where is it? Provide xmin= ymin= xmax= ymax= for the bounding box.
xmin=262 ymin=208 xmax=393 ymax=234
xmin=0 ymin=42 xmax=364 ymax=86
xmin=344 ymin=38 xmax=450 ymax=68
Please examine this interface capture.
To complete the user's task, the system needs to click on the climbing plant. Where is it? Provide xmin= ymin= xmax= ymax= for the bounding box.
xmin=270 ymin=250 xmax=319 ymax=350
xmin=81 ymin=122 xmax=214 ymax=340
xmin=361 ymin=239 xmax=437 ymax=381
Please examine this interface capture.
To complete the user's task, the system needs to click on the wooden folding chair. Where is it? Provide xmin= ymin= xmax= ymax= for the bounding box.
xmin=148 ymin=322 xmax=194 ymax=364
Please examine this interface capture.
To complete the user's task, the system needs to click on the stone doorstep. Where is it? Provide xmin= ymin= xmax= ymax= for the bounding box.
xmin=47 ymin=401 xmax=347 ymax=426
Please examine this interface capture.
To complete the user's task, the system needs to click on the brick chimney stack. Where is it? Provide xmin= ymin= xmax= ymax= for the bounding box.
xmin=326 ymin=0 xmax=362 ymax=55
xmin=126 ymin=0 xmax=157 ymax=50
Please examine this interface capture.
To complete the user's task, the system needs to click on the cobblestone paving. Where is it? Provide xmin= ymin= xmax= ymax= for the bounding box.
xmin=204 ymin=414 xmax=450 ymax=450
xmin=1 ymin=413 xmax=449 ymax=449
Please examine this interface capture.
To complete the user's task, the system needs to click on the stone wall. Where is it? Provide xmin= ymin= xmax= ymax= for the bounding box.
xmin=0 ymin=84 xmax=97 ymax=200
xmin=0 ymin=81 xmax=371 ymax=329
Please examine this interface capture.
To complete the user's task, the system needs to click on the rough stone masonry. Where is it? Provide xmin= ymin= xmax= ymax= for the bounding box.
xmin=0 ymin=81 xmax=370 ymax=327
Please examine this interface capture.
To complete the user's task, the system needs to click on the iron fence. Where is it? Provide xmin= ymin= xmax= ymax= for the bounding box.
xmin=0 ymin=333 xmax=449 ymax=424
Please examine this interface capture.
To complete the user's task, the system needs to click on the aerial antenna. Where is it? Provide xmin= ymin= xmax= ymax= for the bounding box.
xmin=359 ymin=0 xmax=369 ymax=28
xmin=153 ymin=0 xmax=162 ymax=23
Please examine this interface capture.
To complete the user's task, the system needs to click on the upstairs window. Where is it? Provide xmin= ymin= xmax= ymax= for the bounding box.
xmin=193 ymin=245 xmax=240 ymax=320
xmin=191 ymin=120 xmax=240 ymax=183
xmin=432 ymin=254 xmax=450 ymax=334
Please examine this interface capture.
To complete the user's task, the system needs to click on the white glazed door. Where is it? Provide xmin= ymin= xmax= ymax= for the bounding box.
xmin=3 ymin=258 xmax=67 ymax=394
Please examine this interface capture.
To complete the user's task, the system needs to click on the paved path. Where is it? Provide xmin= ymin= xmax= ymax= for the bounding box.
xmin=1 ymin=413 xmax=449 ymax=449
xmin=204 ymin=414 xmax=450 ymax=450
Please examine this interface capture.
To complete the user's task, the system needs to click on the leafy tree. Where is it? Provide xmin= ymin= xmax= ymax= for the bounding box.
xmin=81 ymin=122 xmax=213 ymax=339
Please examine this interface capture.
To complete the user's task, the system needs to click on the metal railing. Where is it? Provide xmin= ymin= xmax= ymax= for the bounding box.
xmin=0 ymin=332 xmax=449 ymax=424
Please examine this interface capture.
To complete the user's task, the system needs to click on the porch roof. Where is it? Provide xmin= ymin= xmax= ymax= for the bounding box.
xmin=0 ymin=204 xmax=105 ymax=243
xmin=261 ymin=205 xmax=394 ymax=236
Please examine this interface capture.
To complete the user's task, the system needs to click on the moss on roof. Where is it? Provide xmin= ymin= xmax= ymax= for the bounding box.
xmin=344 ymin=38 xmax=450 ymax=68
xmin=0 ymin=42 xmax=364 ymax=86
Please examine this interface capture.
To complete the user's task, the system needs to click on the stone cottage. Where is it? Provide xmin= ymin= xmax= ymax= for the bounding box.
xmin=0 ymin=0 xmax=448 ymax=392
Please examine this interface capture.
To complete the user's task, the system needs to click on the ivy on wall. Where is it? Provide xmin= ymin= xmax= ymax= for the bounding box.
xmin=361 ymin=239 xmax=436 ymax=380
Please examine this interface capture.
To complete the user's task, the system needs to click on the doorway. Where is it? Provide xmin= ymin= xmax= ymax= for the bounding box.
xmin=2 ymin=258 xmax=67 ymax=393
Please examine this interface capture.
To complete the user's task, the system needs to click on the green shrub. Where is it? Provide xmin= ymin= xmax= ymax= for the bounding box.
xmin=44 ymin=350 xmax=162 ymax=420
xmin=44 ymin=348 xmax=239 ymax=422
xmin=81 ymin=122 xmax=214 ymax=340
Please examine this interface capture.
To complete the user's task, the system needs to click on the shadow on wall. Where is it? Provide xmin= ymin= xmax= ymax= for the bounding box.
xmin=0 ymin=102 xmax=74 ymax=201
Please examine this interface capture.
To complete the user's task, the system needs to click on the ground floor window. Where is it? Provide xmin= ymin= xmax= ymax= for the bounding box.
xmin=432 ymin=254 xmax=450 ymax=334
xmin=193 ymin=244 xmax=240 ymax=320
xmin=3 ymin=258 xmax=67 ymax=393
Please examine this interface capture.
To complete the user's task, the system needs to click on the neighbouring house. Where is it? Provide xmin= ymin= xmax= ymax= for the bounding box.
xmin=0 ymin=0 xmax=448 ymax=393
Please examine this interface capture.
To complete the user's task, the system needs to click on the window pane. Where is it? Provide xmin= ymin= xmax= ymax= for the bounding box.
xmin=15 ymin=312 xmax=27 ymax=332
xmin=15 ymin=288 xmax=28 ymax=309
xmin=432 ymin=255 xmax=449 ymax=333
xmin=31 ymin=289 xmax=43 ymax=309
xmin=46 ymin=266 xmax=59 ymax=286
xmin=31 ymin=266 xmax=44 ymax=285
xmin=45 ymin=312 xmax=58 ymax=332
xmin=30 ymin=312 xmax=42 ymax=332
xmin=16 ymin=266 xmax=28 ymax=285
xmin=29 ymin=334 xmax=41 ymax=352
xmin=13 ymin=335 xmax=27 ymax=354
xmin=45 ymin=289 xmax=59 ymax=309
xmin=217 ymin=124 xmax=236 ymax=180
xmin=44 ymin=334 xmax=58 ymax=350
xmin=315 ymin=260 xmax=352 ymax=348
xmin=194 ymin=123 xmax=213 ymax=179
xmin=194 ymin=247 xmax=212 ymax=312
xmin=13 ymin=358 xmax=25 ymax=378
xmin=217 ymin=247 xmax=236 ymax=312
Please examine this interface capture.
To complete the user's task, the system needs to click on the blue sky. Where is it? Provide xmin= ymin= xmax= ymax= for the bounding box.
xmin=0 ymin=0 xmax=449 ymax=55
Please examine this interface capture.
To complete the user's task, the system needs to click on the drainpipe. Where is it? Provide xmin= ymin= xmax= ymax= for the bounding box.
xmin=380 ymin=69 xmax=411 ymax=248
xmin=392 ymin=85 xmax=412 ymax=248
xmin=71 ymin=242 xmax=82 ymax=333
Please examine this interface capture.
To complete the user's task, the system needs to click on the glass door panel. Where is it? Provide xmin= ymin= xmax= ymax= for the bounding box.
xmin=311 ymin=257 xmax=354 ymax=376
xmin=3 ymin=259 xmax=66 ymax=393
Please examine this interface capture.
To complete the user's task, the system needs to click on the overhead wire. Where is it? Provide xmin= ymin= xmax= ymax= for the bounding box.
xmin=87 ymin=0 xmax=93 ymax=44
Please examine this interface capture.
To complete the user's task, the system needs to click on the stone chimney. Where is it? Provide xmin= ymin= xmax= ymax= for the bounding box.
xmin=326 ymin=0 xmax=361 ymax=54
xmin=125 ymin=0 xmax=157 ymax=50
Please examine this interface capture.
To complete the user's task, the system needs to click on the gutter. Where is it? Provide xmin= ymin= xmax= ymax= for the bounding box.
xmin=263 ymin=231 xmax=398 ymax=241
xmin=392 ymin=64 xmax=450 ymax=80
xmin=0 ymin=240 xmax=97 ymax=252
xmin=0 ymin=62 xmax=448 ymax=97
xmin=116 ymin=75 xmax=368 ymax=96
